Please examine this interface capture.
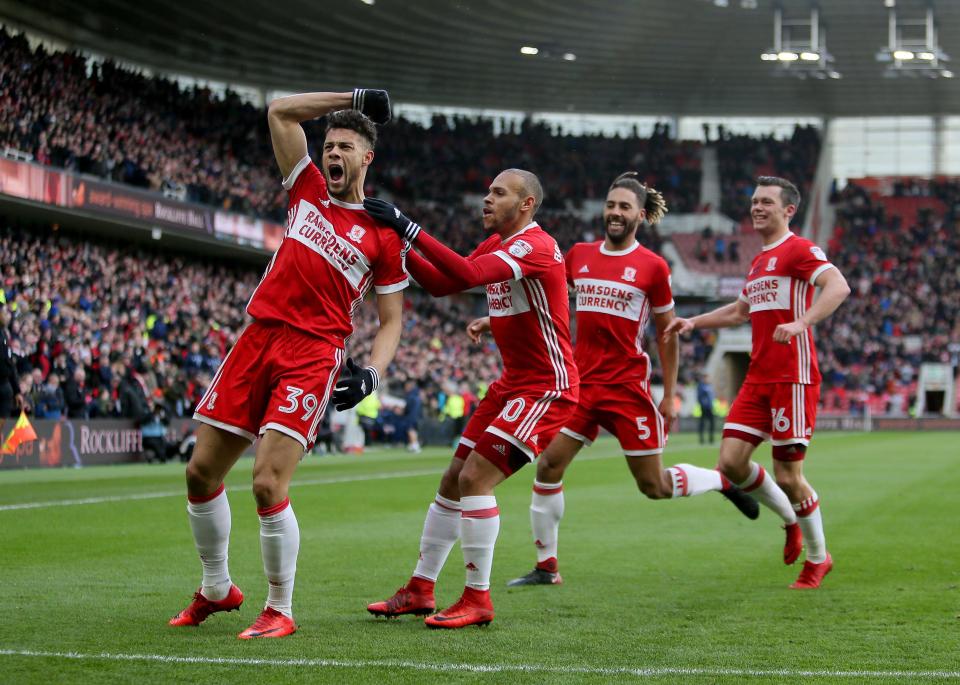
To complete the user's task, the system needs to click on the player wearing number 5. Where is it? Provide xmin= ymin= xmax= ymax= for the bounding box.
xmin=664 ymin=177 xmax=850 ymax=589
xmin=170 ymin=89 xmax=408 ymax=638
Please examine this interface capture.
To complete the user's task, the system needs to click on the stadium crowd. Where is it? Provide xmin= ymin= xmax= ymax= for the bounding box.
xmin=716 ymin=124 xmax=821 ymax=225
xmin=0 ymin=226 xmax=507 ymax=426
xmin=0 ymin=26 xmax=691 ymax=250
xmin=815 ymin=180 xmax=960 ymax=414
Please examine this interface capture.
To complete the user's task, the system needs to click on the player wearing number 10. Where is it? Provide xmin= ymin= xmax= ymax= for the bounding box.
xmin=664 ymin=176 xmax=851 ymax=589
xmin=169 ymin=88 xmax=408 ymax=638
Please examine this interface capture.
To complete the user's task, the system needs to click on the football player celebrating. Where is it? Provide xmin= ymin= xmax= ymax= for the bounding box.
xmin=363 ymin=169 xmax=578 ymax=628
xmin=169 ymin=88 xmax=409 ymax=638
xmin=499 ymin=172 xmax=760 ymax=588
xmin=664 ymin=176 xmax=850 ymax=589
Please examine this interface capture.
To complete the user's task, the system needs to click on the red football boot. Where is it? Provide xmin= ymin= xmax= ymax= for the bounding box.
xmin=424 ymin=587 xmax=494 ymax=629
xmin=783 ymin=522 xmax=803 ymax=565
xmin=238 ymin=607 xmax=297 ymax=639
xmin=169 ymin=584 xmax=243 ymax=627
xmin=790 ymin=553 xmax=833 ymax=590
xmin=367 ymin=578 xmax=436 ymax=618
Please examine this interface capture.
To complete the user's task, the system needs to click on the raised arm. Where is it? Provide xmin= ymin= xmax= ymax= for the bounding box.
xmin=364 ymin=199 xmax=514 ymax=290
xmin=267 ymin=89 xmax=392 ymax=179
xmin=406 ymin=249 xmax=473 ymax=297
xmin=267 ymin=92 xmax=352 ymax=179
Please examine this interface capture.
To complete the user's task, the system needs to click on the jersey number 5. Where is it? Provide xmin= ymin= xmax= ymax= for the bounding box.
xmin=636 ymin=417 xmax=651 ymax=440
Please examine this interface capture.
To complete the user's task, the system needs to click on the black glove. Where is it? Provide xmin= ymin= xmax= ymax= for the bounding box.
xmin=352 ymin=88 xmax=391 ymax=125
xmin=332 ymin=358 xmax=379 ymax=411
xmin=363 ymin=197 xmax=421 ymax=242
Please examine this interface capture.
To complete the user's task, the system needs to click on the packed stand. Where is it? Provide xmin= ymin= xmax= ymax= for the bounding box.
xmin=815 ymin=180 xmax=960 ymax=414
xmin=0 ymin=27 xmax=698 ymax=236
xmin=716 ymin=125 xmax=821 ymax=225
xmin=0 ymin=225 xmax=509 ymax=426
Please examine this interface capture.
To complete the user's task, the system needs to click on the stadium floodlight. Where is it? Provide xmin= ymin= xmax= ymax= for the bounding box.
xmin=762 ymin=5 xmax=839 ymax=79
xmin=876 ymin=2 xmax=950 ymax=77
xmin=520 ymin=46 xmax=539 ymax=55
xmin=562 ymin=53 xmax=577 ymax=61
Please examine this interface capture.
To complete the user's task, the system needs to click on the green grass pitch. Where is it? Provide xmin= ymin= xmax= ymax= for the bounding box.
xmin=1 ymin=431 xmax=958 ymax=683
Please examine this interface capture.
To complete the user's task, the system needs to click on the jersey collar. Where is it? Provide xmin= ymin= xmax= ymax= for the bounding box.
xmin=330 ymin=196 xmax=365 ymax=210
xmin=600 ymin=240 xmax=640 ymax=256
xmin=504 ymin=222 xmax=539 ymax=242
xmin=762 ymin=230 xmax=794 ymax=251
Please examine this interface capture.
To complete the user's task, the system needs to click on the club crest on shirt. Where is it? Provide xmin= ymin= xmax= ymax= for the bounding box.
xmin=765 ymin=257 xmax=778 ymax=271
xmin=347 ymin=225 xmax=366 ymax=243
xmin=320 ymin=199 xmax=330 ymax=208
xmin=621 ymin=266 xmax=637 ymax=282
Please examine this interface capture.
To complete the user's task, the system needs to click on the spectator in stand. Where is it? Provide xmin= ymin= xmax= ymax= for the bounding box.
xmin=64 ymin=367 xmax=89 ymax=418
xmin=35 ymin=372 xmax=65 ymax=419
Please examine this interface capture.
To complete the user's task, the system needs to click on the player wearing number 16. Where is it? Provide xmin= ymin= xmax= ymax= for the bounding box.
xmin=169 ymin=89 xmax=408 ymax=638
xmin=663 ymin=176 xmax=850 ymax=590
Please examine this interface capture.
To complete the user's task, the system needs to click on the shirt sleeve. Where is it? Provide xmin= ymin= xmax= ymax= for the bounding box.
xmin=649 ymin=258 xmax=675 ymax=313
xmin=372 ymin=229 xmax=410 ymax=295
xmin=790 ymin=239 xmax=836 ymax=285
xmin=281 ymin=155 xmax=327 ymax=200
xmin=491 ymin=234 xmax=559 ymax=281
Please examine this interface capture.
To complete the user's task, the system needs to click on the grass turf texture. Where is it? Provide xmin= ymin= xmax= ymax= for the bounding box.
xmin=1 ymin=431 xmax=958 ymax=684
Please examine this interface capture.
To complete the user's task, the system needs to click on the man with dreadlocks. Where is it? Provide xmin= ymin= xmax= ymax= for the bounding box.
xmin=501 ymin=172 xmax=761 ymax=587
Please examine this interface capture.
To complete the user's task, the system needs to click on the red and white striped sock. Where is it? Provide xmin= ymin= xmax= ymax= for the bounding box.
xmin=187 ymin=484 xmax=232 ymax=601
xmin=259 ymin=498 xmax=299 ymax=618
xmin=530 ymin=480 xmax=564 ymax=566
xmin=794 ymin=491 xmax=827 ymax=563
xmin=666 ymin=464 xmax=724 ymax=497
xmin=413 ymin=494 xmax=461 ymax=582
xmin=737 ymin=462 xmax=797 ymax=524
xmin=460 ymin=495 xmax=500 ymax=591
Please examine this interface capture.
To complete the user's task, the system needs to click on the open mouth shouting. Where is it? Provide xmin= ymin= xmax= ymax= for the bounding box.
xmin=327 ymin=162 xmax=345 ymax=184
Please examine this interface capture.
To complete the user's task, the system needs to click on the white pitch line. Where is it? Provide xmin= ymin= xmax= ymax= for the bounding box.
xmin=0 ymin=649 xmax=957 ymax=680
xmin=0 ymin=468 xmax=441 ymax=512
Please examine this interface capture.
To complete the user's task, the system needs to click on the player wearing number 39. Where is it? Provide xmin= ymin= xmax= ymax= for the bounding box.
xmin=169 ymin=88 xmax=408 ymax=638
xmin=664 ymin=176 xmax=851 ymax=589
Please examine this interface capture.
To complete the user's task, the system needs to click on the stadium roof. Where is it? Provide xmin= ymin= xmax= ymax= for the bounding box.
xmin=3 ymin=0 xmax=960 ymax=117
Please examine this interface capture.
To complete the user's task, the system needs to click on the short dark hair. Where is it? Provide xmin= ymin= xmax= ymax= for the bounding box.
xmin=608 ymin=172 xmax=668 ymax=224
xmin=756 ymin=176 xmax=801 ymax=209
xmin=325 ymin=110 xmax=377 ymax=149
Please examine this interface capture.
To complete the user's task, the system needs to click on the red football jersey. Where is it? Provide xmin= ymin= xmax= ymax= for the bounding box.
xmin=566 ymin=241 xmax=674 ymax=385
xmin=472 ymin=223 xmax=578 ymax=392
xmin=247 ymin=156 xmax=409 ymax=346
xmin=738 ymin=231 xmax=836 ymax=385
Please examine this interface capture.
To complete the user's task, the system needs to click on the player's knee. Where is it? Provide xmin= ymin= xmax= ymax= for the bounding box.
xmin=716 ymin=455 xmax=750 ymax=484
xmin=251 ymin=472 xmax=284 ymax=508
xmin=775 ymin=472 xmax=803 ymax=499
xmin=185 ymin=460 xmax=217 ymax=494
xmin=536 ymin=457 xmax=563 ymax=483
xmin=438 ymin=466 xmax=462 ymax=499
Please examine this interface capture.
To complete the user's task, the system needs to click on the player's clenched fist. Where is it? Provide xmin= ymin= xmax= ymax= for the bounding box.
xmin=332 ymin=358 xmax=380 ymax=411
xmin=661 ymin=316 xmax=694 ymax=341
xmin=363 ymin=198 xmax=422 ymax=242
xmin=772 ymin=319 xmax=808 ymax=344
xmin=352 ymin=88 xmax=391 ymax=124
xmin=466 ymin=317 xmax=491 ymax=344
